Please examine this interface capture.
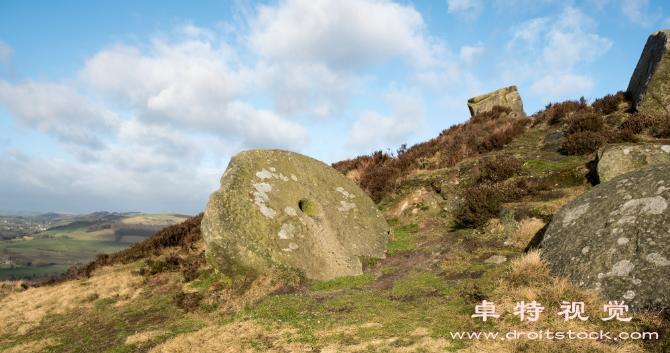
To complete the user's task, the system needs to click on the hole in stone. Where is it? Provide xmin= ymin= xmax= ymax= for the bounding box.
xmin=298 ymin=198 xmax=319 ymax=217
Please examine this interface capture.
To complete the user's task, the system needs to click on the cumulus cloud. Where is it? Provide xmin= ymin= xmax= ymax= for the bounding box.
xmin=347 ymin=90 xmax=424 ymax=150
xmin=0 ymin=80 xmax=119 ymax=154
xmin=249 ymin=0 xmax=434 ymax=70
xmin=503 ymin=6 xmax=611 ymax=102
xmin=78 ymin=33 xmax=308 ymax=150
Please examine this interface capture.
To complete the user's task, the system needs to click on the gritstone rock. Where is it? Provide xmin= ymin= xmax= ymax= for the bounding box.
xmin=597 ymin=144 xmax=670 ymax=183
xmin=541 ymin=163 xmax=670 ymax=311
xmin=467 ymin=85 xmax=527 ymax=118
xmin=627 ymin=29 xmax=670 ymax=114
xmin=201 ymin=149 xmax=389 ymax=289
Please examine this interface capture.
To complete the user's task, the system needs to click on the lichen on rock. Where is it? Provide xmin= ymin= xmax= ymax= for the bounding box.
xmin=597 ymin=144 xmax=670 ymax=183
xmin=467 ymin=85 xmax=526 ymax=118
xmin=541 ymin=163 xmax=670 ymax=312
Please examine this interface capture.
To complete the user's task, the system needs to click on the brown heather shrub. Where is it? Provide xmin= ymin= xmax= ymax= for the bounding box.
xmin=455 ymin=182 xmax=506 ymax=228
xmin=538 ymin=97 xmax=588 ymax=125
xmin=469 ymin=105 xmax=512 ymax=124
xmin=560 ymin=131 xmax=604 ymax=155
xmin=565 ymin=111 xmax=604 ymax=134
xmin=173 ymin=291 xmax=202 ymax=312
xmin=333 ymin=106 xmax=531 ymax=203
xmin=34 ymin=213 xmax=204 ymax=287
xmin=619 ymin=112 xmax=670 ymax=134
xmin=476 ymin=156 xmax=522 ymax=183
xmin=592 ymin=90 xmax=628 ymax=115
xmin=607 ymin=128 xmax=638 ymax=143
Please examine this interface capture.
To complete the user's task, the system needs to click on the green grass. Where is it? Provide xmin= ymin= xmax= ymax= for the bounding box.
xmin=0 ymin=264 xmax=71 ymax=280
xmin=387 ymin=223 xmax=419 ymax=255
xmin=309 ymin=274 xmax=376 ymax=291
xmin=390 ymin=272 xmax=450 ymax=298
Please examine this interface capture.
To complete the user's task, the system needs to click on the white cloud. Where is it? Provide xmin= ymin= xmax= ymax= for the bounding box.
xmin=254 ymin=62 xmax=357 ymax=118
xmin=459 ymin=45 xmax=485 ymax=68
xmin=529 ymin=74 xmax=594 ymax=101
xmin=347 ymin=90 xmax=424 ymax=149
xmin=249 ymin=0 xmax=435 ymax=70
xmin=0 ymin=80 xmax=119 ymax=152
xmin=543 ymin=7 xmax=612 ymax=71
xmin=0 ymin=148 xmax=219 ymax=213
xmin=621 ymin=0 xmax=650 ymax=25
xmin=78 ymin=33 xmax=308 ymax=150
xmin=447 ymin=0 xmax=484 ymax=20
xmin=502 ymin=6 xmax=611 ymax=101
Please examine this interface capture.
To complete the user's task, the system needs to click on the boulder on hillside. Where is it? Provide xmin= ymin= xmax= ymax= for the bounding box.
xmin=467 ymin=86 xmax=527 ymax=118
xmin=201 ymin=149 xmax=389 ymax=289
xmin=541 ymin=163 xmax=670 ymax=312
xmin=627 ymin=29 xmax=670 ymax=114
xmin=597 ymin=144 xmax=670 ymax=183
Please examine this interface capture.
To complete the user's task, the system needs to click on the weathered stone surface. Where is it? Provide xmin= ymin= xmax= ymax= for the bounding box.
xmin=201 ymin=149 xmax=389 ymax=289
xmin=627 ymin=30 xmax=670 ymax=114
xmin=541 ymin=163 xmax=670 ymax=311
xmin=597 ymin=144 xmax=670 ymax=183
xmin=439 ymin=180 xmax=463 ymax=212
xmin=467 ymin=85 xmax=526 ymax=118
xmin=485 ymin=255 xmax=507 ymax=264
xmin=499 ymin=208 xmax=522 ymax=240
xmin=542 ymin=131 xmax=564 ymax=152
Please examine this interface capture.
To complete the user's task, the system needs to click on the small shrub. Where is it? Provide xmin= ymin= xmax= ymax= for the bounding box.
xmin=469 ymin=105 xmax=512 ymax=124
xmin=180 ymin=254 xmax=205 ymax=282
xmin=455 ymin=182 xmax=505 ymax=228
xmin=560 ymin=131 xmax=604 ymax=155
xmin=566 ymin=112 xmax=604 ymax=134
xmin=174 ymin=291 xmax=202 ymax=312
xmin=541 ymin=98 xmax=587 ymax=125
xmin=608 ymin=128 xmax=638 ymax=143
xmin=477 ymin=156 xmax=522 ymax=183
xmin=592 ymin=91 xmax=627 ymax=115
xmin=620 ymin=112 xmax=670 ymax=134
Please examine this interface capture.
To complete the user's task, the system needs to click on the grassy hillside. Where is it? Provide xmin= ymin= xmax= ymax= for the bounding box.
xmin=0 ymin=213 xmax=192 ymax=282
xmin=1 ymin=93 xmax=669 ymax=352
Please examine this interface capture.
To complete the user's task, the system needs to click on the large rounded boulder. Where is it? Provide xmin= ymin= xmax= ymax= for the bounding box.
xmin=541 ymin=163 xmax=670 ymax=311
xmin=201 ymin=149 xmax=389 ymax=289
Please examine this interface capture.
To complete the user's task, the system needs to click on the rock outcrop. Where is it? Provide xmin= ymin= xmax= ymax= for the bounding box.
xmin=597 ymin=144 xmax=670 ymax=183
xmin=467 ymin=85 xmax=526 ymax=118
xmin=627 ymin=29 xmax=670 ymax=114
xmin=541 ymin=163 xmax=670 ymax=311
xmin=201 ymin=149 xmax=389 ymax=289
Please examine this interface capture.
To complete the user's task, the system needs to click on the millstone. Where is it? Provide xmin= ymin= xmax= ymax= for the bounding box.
xmin=201 ymin=149 xmax=389 ymax=289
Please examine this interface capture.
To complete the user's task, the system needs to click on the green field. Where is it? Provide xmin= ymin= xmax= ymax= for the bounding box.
xmin=0 ymin=213 xmax=191 ymax=281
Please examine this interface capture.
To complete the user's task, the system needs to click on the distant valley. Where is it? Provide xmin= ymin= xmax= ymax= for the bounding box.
xmin=0 ymin=211 xmax=192 ymax=281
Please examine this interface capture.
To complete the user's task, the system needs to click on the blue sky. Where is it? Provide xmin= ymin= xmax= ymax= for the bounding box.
xmin=0 ymin=0 xmax=668 ymax=214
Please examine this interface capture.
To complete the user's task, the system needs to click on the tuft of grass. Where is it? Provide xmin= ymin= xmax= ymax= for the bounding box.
xmin=508 ymin=249 xmax=551 ymax=287
xmin=385 ymin=216 xmax=401 ymax=226
xmin=309 ymin=274 xmax=376 ymax=291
